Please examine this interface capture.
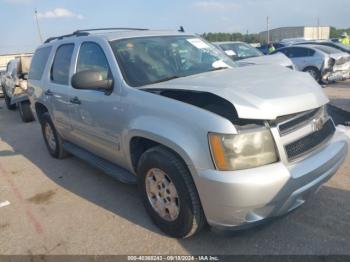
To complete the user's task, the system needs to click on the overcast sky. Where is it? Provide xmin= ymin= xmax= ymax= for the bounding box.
xmin=0 ymin=0 xmax=349 ymax=54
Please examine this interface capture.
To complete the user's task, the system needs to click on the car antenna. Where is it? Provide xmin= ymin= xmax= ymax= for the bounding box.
xmin=179 ymin=26 xmax=185 ymax=33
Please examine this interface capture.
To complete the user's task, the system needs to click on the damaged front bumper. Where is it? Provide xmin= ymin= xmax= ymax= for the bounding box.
xmin=195 ymin=128 xmax=348 ymax=230
xmin=323 ymin=62 xmax=350 ymax=82
xmin=322 ymin=70 xmax=350 ymax=82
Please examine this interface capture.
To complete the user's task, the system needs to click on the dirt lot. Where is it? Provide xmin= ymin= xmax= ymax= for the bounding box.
xmin=0 ymin=82 xmax=350 ymax=255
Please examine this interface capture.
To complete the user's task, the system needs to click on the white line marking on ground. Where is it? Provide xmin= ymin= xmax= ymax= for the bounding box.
xmin=0 ymin=200 xmax=10 ymax=208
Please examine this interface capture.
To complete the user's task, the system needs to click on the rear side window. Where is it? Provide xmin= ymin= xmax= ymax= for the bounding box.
xmin=51 ymin=44 xmax=74 ymax=85
xmin=29 ymin=46 xmax=52 ymax=80
xmin=76 ymin=42 xmax=110 ymax=80
xmin=287 ymin=47 xmax=314 ymax=58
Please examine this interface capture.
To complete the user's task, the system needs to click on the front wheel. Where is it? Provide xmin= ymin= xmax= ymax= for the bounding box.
xmin=18 ymin=101 xmax=34 ymax=122
xmin=303 ymin=67 xmax=321 ymax=82
xmin=137 ymin=146 xmax=205 ymax=238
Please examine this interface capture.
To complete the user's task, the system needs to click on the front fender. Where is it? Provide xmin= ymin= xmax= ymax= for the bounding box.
xmin=124 ymin=115 xmax=212 ymax=171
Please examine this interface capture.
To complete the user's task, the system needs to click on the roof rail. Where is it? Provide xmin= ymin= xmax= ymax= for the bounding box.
xmin=44 ymin=28 xmax=149 ymax=44
xmin=44 ymin=31 xmax=89 ymax=44
xmin=74 ymin=28 xmax=149 ymax=34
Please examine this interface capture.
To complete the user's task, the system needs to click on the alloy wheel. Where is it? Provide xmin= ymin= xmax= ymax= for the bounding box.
xmin=145 ymin=168 xmax=180 ymax=221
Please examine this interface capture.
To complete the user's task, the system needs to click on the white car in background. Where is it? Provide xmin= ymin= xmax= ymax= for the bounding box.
xmin=272 ymin=45 xmax=350 ymax=83
xmin=213 ymin=41 xmax=295 ymax=70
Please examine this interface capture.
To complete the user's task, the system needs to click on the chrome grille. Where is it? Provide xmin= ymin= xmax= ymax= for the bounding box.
xmin=276 ymin=107 xmax=322 ymax=136
xmin=284 ymin=119 xmax=335 ymax=161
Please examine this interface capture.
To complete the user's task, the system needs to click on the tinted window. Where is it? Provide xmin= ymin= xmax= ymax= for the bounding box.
xmin=51 ymin=44 xmax=74 ymax=85
xmin=76 ymin=42 xmax=110 ymax=80
xmin=272 ymin=49 xmax=288 ymax=56
xmin=29 ymin=46 xmax=52 ymax=80
xmin=284 ymin=47 xmax=314 ymax=58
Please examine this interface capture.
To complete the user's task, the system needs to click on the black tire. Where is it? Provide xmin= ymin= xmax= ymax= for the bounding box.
xmin=18 ymin=101 xmax=35 ymax=123
xmin=137 ymin=146 xmax=205 ymax=238
xmin=3 ymin=87 xmax=16 ymax=110
xmin=303 ymin=67 xmax=321 ymax=82
xmin=40 ymin=113 xmax=68 ymax=159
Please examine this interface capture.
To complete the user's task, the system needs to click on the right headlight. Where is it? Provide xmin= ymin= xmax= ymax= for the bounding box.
xmin=208 ymin=128 xmax=278 ymax=171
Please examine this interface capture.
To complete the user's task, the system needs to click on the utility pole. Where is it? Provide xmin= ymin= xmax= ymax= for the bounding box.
xmin=267 ymin=16 xmax=270 ymax=43
xmin=34 ymin=9 xmax=43 ymax=43
xmin=317 ymin=17 xmax=320 ymax=39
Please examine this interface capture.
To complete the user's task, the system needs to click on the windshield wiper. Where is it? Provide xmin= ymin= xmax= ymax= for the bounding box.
xmin=149 ymin=75 xmax=181 ymax=84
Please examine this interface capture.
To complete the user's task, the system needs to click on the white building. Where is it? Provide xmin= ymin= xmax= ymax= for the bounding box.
xmin=0 ymin=53 xmax=33 ymax=72
xmin=259 ymin=26 xmax=330 ymax=42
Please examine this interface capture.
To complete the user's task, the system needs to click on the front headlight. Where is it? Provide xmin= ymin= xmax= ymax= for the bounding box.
xmin=208 ymin=128 xmax=278 ymax=171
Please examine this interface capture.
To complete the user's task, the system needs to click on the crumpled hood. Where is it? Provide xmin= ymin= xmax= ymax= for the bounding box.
xmin=237 ymin=53 xmax=294 ymax=68
xmin=142 ymin=65 xmax=329 ymax=120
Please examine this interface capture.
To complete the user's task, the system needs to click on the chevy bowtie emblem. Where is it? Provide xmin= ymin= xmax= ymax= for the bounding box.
xmin=312 ymin=117 xmax=324 ymax=132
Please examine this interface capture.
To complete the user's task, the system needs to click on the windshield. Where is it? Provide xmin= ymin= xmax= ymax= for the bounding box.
xmin=110 ymin=35 xmax=235 ymax=87
xmin=219 ymin=42 xmax=263 ymax=60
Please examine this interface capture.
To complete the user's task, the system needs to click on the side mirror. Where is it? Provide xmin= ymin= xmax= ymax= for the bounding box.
xmin=71 ymin=70 xmax=113 ymax=90
xmin=224 ymin=50 xmax=237 ymax=57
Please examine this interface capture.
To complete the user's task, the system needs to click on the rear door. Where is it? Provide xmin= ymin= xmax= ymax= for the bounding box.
xmin=28 ymin=46 xmax=52 ymax=110
xmin=68 ymin=41 xmax=123 ymax=164
xmin=47 ymin=43 xmax=75 ymax=137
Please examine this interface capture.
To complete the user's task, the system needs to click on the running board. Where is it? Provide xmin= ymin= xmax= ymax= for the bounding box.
xmin=63 ymin=142 xmax=137 ymax=184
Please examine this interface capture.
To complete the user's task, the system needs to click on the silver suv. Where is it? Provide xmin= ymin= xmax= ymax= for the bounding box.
xmin=28 ymin=28 xmax=349 ymax=238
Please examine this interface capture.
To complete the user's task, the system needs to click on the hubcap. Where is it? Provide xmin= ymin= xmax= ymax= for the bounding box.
xmin=145 ymin=168 xmax=180 ymax=221
xmin=44 ymin=123 xmax=56 ymax=151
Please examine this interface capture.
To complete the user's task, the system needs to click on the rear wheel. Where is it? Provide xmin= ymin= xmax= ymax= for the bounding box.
xmin=40 ymin=113 xmax=68 ymax=159
xmin=137 ymin=146 xmax=205 ymax=238
xmin=18 ymin=101 xmax=34 ymax=122
xmin=303 ymin=67 xmax=321 ymax=82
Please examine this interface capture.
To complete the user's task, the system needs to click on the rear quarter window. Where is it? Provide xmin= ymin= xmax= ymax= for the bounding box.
xmin=29 ymin=46 xmax=52 ymax=80
xmin=283 ymin=47 xmax=314 ymax=58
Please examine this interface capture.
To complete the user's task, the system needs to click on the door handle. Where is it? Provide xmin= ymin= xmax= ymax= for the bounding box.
xmin=45 ymin=89 xmax=53 ymax=96
xmin=70 ymin=96 xmax=81 ymax=105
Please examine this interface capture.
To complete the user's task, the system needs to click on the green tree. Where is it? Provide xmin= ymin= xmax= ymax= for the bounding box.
xmin=201 ymin=32 xmax=259 ymax=43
